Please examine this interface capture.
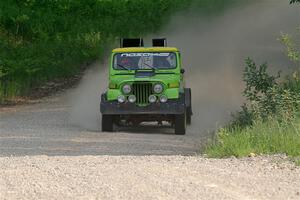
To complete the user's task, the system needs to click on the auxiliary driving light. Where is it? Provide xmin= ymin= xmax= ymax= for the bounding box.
xmin=153 ymin=83 xmax=163 ymax=94
xmin=128 ymin=95 xmax=136 ymax=103
xmin=159 ymin=95 xmax=168 ymax=103
xmin=117 ymin=95 xmax=126 ymax=103
xmin=122 ymin=84 xmax=131 ymax=94
xmin=148 ymin=95 xmax=157 ymax=103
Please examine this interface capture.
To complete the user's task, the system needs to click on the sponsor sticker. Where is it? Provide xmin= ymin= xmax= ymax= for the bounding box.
xmin=121 ymin=53 xmax=170 ymax=57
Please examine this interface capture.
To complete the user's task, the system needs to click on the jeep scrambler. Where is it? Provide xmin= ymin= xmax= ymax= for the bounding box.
xmin=100 ymin=38 xmax=192 ymax=135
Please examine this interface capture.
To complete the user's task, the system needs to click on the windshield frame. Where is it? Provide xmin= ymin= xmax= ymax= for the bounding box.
xmin=112 ymin=52 xmax=178 ymax=70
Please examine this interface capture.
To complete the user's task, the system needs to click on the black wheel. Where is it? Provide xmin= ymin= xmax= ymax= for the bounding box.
xmin=174 ymin=113 xmax=186 ymax=135
xmin=184 ymin=88 xmax=192 ymax=125
xmin=186 ymin=110 xmax=192 ymax=125
xmin=102 ymin=114 xmax=114 ymax=132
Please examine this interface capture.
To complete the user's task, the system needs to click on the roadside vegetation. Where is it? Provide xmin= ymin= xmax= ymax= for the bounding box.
xmin=0 ymin=0 xmax=242 ymax=103
xmin=206 ymin=28 xmax=300 ymax=163
xmin=2 ymin=0 xmax=299 ymax=161
xmin=0 ymin=0 xmax=192 ymax=103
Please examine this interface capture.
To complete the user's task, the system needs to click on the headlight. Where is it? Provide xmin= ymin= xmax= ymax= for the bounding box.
xmin=122 ymin=84 xmax=131 ymax=94
xmin=159 ymin=95 xmax=168 ymax=103
xmin=117 ymin=95 xmax=126 ymax=103
xmin=128 ymin=95 xmax=136 ymax=103
xmin=148 ymin=95 xmax=157 ymax=103
xmin=153 ymin=83 xmax=163 ymax=94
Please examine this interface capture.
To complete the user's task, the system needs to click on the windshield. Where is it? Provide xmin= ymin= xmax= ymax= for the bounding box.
xmin=113 ymin=52 xmax=177 ymax=70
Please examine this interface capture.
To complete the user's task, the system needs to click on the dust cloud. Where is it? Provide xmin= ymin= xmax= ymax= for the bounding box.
xmin=156 ymin=0 xmax=300 ymax=134
xmin=69 ymin=1 xmax=299 ymax=133
xmin=69 ymin=61 xmax=107 ymax=131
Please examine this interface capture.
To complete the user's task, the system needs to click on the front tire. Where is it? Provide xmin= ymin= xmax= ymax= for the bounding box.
xmin=174 ymin=113 xmax=186 ymax=135
xmin=186 ymin=109 xmax=192 ymax=125
xmin=185 ymin=88 xmax=192 ymax=125
xmin=102 ymin=114 xmax=114 ymax=132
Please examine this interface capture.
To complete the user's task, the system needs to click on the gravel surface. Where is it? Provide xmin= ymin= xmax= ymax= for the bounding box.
xmin=1 ymin=93 xmax=300 ymax=200
xmin=0 ymin=94 xmax=206 ymax=156
xmin=0 ymin=155 xmax=299 ymax=200
xmin=2 ymin=2 xmax=300 ymax=199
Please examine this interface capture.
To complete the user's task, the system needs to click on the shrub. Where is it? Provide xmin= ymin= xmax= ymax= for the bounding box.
xmin=206 ymin=58 xmax=300 ymax=159
xmin=231 ymin=58 xmax=300 ymax=127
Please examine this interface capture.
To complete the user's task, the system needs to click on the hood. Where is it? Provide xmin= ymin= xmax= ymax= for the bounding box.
xmin=109 ymin=72 xmax=180 ymax=87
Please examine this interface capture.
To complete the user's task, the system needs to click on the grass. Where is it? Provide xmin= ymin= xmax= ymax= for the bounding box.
xmin=205 ymin=56 xmax=300 ymax=164
xmin=205 ymin=119 xmax=300 ymax=158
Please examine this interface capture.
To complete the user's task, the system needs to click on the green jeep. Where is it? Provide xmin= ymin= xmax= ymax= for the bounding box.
xmin=100 ymin=38 xmax=192 ymax=134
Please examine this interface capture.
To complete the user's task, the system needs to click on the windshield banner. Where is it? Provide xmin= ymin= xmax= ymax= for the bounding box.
xmin=120 ymin=53 xmax=170 ymax=57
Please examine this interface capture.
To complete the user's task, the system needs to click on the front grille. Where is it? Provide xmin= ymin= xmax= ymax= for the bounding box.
xmin=132 ymin=82 xmax=153 ymax=104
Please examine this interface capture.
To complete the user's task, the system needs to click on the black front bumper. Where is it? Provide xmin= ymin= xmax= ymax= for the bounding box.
xmin=100 ymin=94 xmax=185 ymax=115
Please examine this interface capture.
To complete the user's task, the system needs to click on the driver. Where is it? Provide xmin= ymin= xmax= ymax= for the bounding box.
xmin=120 ymin=57 xmax=131 ymax=67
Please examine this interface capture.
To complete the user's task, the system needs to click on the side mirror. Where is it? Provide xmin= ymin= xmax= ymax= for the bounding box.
xmin=180 ymin=68 xmax=185 ymax=74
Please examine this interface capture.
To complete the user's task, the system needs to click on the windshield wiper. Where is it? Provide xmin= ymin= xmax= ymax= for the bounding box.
xmin=117 ymin=64 xmax=131 ymax=70
xmin=142 ymin=61 xmax=156 ymax=70
xmin=118 ymin=62 xmax=155 ymax=71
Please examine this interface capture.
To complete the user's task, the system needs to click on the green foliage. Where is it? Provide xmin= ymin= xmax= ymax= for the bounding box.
xmin=206 ymin=0 xmax=300 ymax=160
xmin=0 ymin=0 xmax=247 ymax=102
xmin=280 ymin=28 xmax=300 ymax=101
xmin=231 ymin=58 xmax=300 ymax=127
xmin=0 ymin=0 xmax=192 ymax=102
xmin=280 ymin=30 xmax=300 ymax=68
xmin=206 ymin=119 xmax=300 ymax=158
xmin=243 ymin=58 xmax=279 ymax=102
xmin=206 ymin=58 xmax=300 ymax=161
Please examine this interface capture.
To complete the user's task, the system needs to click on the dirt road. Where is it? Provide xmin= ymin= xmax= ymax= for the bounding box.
xmin=1 ymin=92 xmax=300 ymax=200
xmin=0 ymin=92 xmax=207 ymax=156
xmin=2 ymin=1 xmax=300 ymax=199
